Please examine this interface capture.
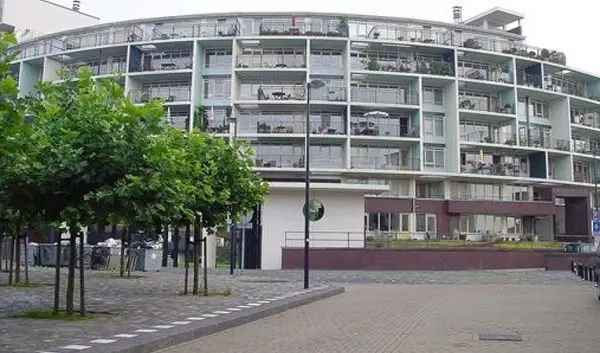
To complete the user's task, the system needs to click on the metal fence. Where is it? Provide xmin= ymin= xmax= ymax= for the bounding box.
xmin=283 ymin=231 xmax=366 ymax=249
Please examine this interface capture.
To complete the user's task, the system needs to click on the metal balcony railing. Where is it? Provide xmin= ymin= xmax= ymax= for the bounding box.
xmin=130 ymin=86 xmax=192 ymax=103
xmin=520 ymin=136 xmax=571 ymax=151
xmin=255 ymin=153 xmax=345 ymax=169
xmin=244 ymin=115 xmax=345 ymax=135
xmin=65 ymin=58 xmax=127 ymax=76
xmin=165 ymin=114 xmax=189 ymax=130
xmin=544 ymin=75 xmax=584 ymax=96
xmin=258 ymin=18 xmax=346 ymax=37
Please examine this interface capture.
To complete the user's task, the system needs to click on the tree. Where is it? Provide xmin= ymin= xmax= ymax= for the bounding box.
xmin=0 ymin=32 xmax=39 ymax=286
xmin=25 ymin=69 xmax=166 ymax=315
xmin=182 ymin=133 xmax=268 ymax=295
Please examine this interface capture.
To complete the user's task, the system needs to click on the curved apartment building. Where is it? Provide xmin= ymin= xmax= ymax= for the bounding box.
xmin=9 ymin=8 xmax=599 ymax=268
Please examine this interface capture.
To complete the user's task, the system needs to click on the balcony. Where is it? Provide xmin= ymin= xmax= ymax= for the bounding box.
xmin=571 ymin=110 xmax=600 ymax=130
xmin=165 ymin=113 xmax=189 ymax=130
xmin=254 ymin=144 xmax=345 ymax=169
xmin=457 ymin=61 xmax=513 ymax=84
xmin=351 ymin=83 xmax=419 ymax=106
xmin=239 ymin=111 xmax=345 ymax=135
xmin=63 ymin=25 xmax=143 ymax=51
xmin=517 ymin=72 xmax=543 ymax=89
xmin=131 ymin=49 xmax=193 ymax=72
xmin=238 ymin=83 xmax=306 ymax=101
xmin=130 ymin=84 xmax=191 ymax=104
xmin=237 ymin=48 xmax=306 ymax=69
xmin=351 ymin=21 xmax=451 ymax=46
xmin=461 ymin=160 xmax=529 ymax=177
xmin=544 ymin=75 xmax=583 ymax=96
xmin=64 ymin=56 xmax=127 ymax=76
xmin=461 ymin=130 xmax=516 ymax=146
xmin=459 ymin=95 xmax=514 ymax=115
xmin=460 ymin=36 xmax=566 ymax=65
xmin=256 ymin=17 xmax=347 ymax=37
xmin=572 ymin=138 xmax=600 ymax=155
xmin=520 ymin=135 xmax=571 ymax=151
xmin=311 ymin=84 xmax=346 ymax=102
xmin=351 ymin=114 xmax=418 ymax=138
xmin=310 ymin=49 xmax=345 ymax=75
xmin=574 ymin=172 xmax=591 ymax=184
xmin=351 ymin=47 xmax=454 ymax=77
xmin=351 ymin=155 xmax=420 ymax=171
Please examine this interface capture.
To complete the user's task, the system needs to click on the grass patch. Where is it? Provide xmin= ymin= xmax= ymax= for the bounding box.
xmin=0 ymin=282 xmax=53 ymax=288
xmin=493 ymin=241 xmax=563 ymax=250
xmin=15 ymin=309 xmax=95 ymax=321
xmin=178 ymin=288 xmax=233 ymax=297
xmin=368 ymin=239 xmax=488 ymax=249
xmin=93 ymin=272 xmax=145 ymax=279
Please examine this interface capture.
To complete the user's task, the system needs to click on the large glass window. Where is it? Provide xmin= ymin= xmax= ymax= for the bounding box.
xmin=367 ymin=212 xmax=410 ymax=233
xmin=423 ymin=114 xmax=445 ymax=138
xmin=424 ymin=146 xmax=445 ymax=169
xmin=423 ymin=86 xmax=443 ymax=105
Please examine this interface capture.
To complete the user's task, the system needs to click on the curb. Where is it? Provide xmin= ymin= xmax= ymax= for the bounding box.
xmin=55 ymin=286 xmax=344 ymax=353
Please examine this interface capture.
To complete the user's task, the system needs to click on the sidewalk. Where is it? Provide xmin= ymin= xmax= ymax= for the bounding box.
xmin=0 ymin=268 xmax=337 ymax=353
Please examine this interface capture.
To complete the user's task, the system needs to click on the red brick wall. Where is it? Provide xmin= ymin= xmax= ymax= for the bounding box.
xmin=282 ymin=248 xmax=579 ymax=271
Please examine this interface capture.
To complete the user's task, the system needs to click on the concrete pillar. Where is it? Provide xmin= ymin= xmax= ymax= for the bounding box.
xmin=202 ymin=229 xmax=217 ymax=269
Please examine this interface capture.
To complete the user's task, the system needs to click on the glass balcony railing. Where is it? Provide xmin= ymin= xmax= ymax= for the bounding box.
xmin=311 ymin=86 xmax=346 ymax=102
xmin=132 ymin=53 xmax=193 ymax=72
xmin=237 ymin=51 xmax=306 ymax=69
xmin=351 ymin=155 xmax=420 ymax=171
xmin=574 ymin=171 xmax=592 ymax=184
xmin=64 ymin=57 xmax=127 ymax=76
xmin=457 ymin=64 xmax=513 ymax=84
xmin=459 ymin=98 xmax=514 ymax=114
xmin=239 ymin=83 xmax=306 ymax=101
xmin=461 ymin=131 xmax=516 ymax=145
xmin=520 ymin=136 xmax=571 ymax=151
xmin=239 ymin=113 xmax=345 ymax=135
xmin=351 ymin=116 xmax=419 ymax=138
xmin=351 ymin=55 xmax=454 ymax=77
xmin=461 ymin=161 xmax=529 ymax=177
xmin=130 ymin=85 xmax=192 ymax=103
xmin=254 ymin=148 xmax=345 ymax=169
xmin=258 ymin=18 xmax=347 ymax=37
xmin=571 ymin=112 xmax=600 ymax=129
xmin=517 ymin=73 xmax=543 ymax=89
xmin=351 ymin=85 xmax=419 ymax=106
xmin=165 ymin=114 xmax=189 ymax=130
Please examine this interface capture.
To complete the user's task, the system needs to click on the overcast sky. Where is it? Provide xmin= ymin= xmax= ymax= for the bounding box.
xmin=53 ymin=0 xmax=598 ymax=74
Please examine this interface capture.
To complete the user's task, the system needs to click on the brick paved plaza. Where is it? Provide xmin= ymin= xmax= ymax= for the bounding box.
xmin=1 ymin=269 xmax=599 ymax=353
xmin=160 ymin=270 xmax=600 ymax=353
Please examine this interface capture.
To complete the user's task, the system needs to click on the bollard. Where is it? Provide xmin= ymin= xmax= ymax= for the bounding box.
xmin=577 ymin=264 xmax=583 ymax=278
xmin=584 ymin=266 xmax=589 ymax=281
xmin=571 ymin=261 xmax=576 ymax=273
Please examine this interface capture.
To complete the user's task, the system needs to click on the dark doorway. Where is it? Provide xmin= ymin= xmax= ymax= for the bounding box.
xmin=242 ymin=206 xmax=262 ymax=269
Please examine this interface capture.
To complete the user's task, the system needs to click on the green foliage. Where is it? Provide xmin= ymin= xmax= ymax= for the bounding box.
xmin=15 ymin=309 xmax=95 ymax=321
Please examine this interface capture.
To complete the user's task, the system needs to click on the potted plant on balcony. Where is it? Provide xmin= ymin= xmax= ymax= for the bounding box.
xmin=364 ymin=56 xmax=380 ymax=71
xmin=463 ymin=38 xmax=481 ymax=49
xmin=334 ymin=17 xmax=349 ymax=37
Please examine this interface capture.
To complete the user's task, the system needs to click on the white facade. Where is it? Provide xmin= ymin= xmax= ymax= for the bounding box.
xmin=261 ymin=183 xmax=387 ymax=269
xmin=0 ymin=0 xmax=98 ymax=41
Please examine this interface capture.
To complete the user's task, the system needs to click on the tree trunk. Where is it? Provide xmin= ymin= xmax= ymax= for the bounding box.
xmin=183 ymin=224 xmax=190 ymax=295
xmin=53 ymin=227 xmax=61 ymax=314
xmin=119 ymin=227 xmax=126 ymax=277
xmin=14 ymin=227 xmax=21 ymax=284
xmin=161 ymin=224 xmax=168 ymax=267
xmin=79 ymin=231 xmax=85 ymax=316
xmin=66 ymin=226 xmax=77 ymax=315
xmin=127 ymin=228 xmax=132 ymax=278
xmin=8 ymin=236 xmax=14 ymax=285
xmin=172 ymin=226 xmax=180 ymax=268
xmin=0 ymin=232 xmax=4 ymax=272
xmin=203 ymin=232 xmax=208 ymax=297
xmin=192 ymin=220 xmax=199 ymax=295
xmin=24 ymin=227 xmax=29 ymax=285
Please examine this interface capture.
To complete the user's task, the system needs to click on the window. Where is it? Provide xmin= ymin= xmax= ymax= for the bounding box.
xmin=423 ymin=87 xmax=443 ymax=105
xmin=367 ymin=212 xmax=410 ymax=233
xmin=417 ymin=182 xmax=444 ymax=199
xmin=424 ymin=146 xmax=445 ymax=169
xmin=423 ymin=114 xmax=445 ymax=138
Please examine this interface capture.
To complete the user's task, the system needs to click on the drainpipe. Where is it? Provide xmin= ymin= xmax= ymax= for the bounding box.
xmin=525 ymin=96 xmax=531 ymax=146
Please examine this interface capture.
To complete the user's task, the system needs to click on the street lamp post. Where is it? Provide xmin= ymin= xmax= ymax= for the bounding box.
xmin=227 ymin=107 xmax=237 ymax=276
xmin=304 ymin=79 xmax=325 ymax=290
